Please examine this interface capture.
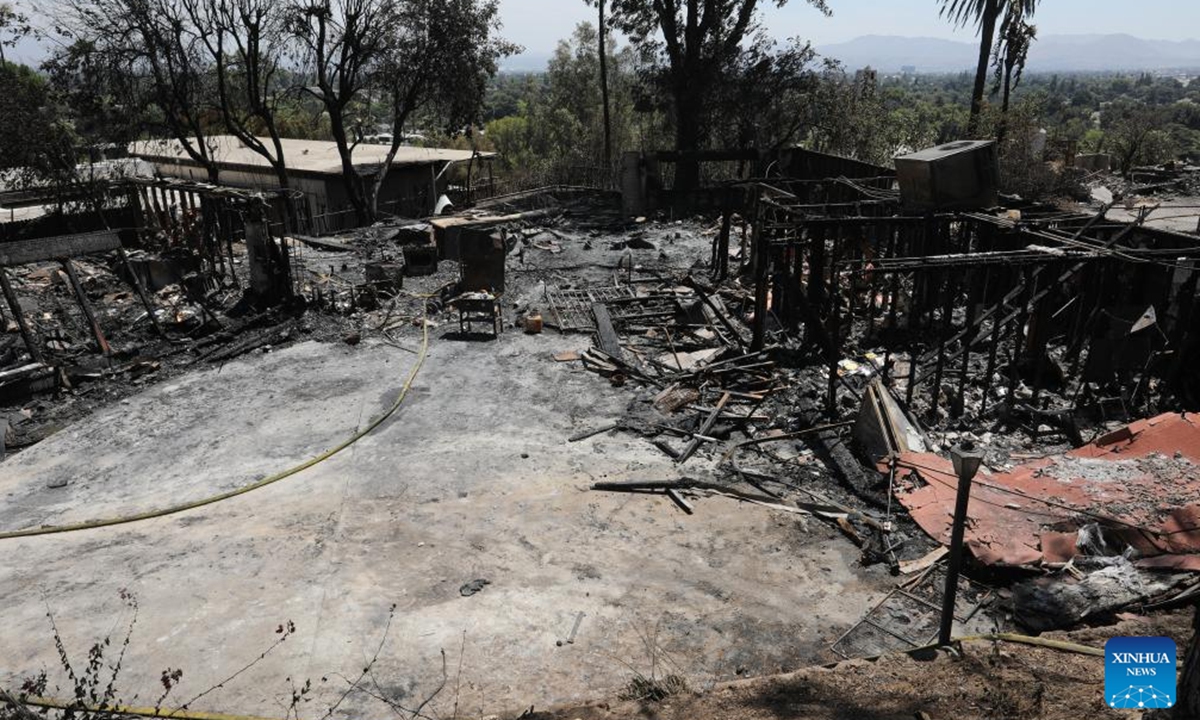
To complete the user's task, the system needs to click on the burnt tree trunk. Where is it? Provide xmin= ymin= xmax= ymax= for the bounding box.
xmin=328 ymin=109 xmax=371 ymax=227
xmin=598 ymin=0 xmax=612 ymax=171
xmin=673 ymin=84 xmax=703 ymax=194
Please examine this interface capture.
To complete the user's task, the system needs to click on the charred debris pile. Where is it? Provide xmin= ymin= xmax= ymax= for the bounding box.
xmin=546 ymin=150 xmax=1200 ymax=648
xmin=3 ymin=148 xmax=1200 ymax=650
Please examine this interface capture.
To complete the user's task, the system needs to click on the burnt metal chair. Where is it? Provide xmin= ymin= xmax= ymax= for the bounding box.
xmin=452 ymin=292 xmax=502 ymax=337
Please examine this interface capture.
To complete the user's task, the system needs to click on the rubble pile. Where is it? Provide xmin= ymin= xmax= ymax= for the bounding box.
xmin=4 ymin=164 xmax=1199 ymax=660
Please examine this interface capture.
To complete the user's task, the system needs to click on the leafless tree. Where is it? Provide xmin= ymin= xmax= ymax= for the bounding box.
xmin=57 ymin=0 xmax=221 ymax=181
xmin=0 ymin=1 xmax=30 ymax=64
xmin=366 ymin=0 xmax=515 ymax=218
xmin=182 ymin=0 xmax=292 ymax=192
xmin=288 ymin=0 xmax=513 ymax=224
xmin=584 ymin=0 xmax=613 ymax=169
xmin=286 ymin=0 xmax=394 ymax=225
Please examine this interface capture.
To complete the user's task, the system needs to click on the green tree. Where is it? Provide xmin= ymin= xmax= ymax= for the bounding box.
xmin=709 ymin=36 xmax=820 ymax=154
xmin=41 ymin=38 xmax=147 ymax=152
xmin=991 ymin=0 xmax=1035 ymax=142
xmin=0 ymin=61 xmax=80 ymax=206
xmin=0 ymin=2 xmax=29 ymax=64
xmin=1103 ymin=99 xmax=1176 ymax=174
xmin=607 ymin=0 xmax=831 ymax=192
xmin=483 ymin=22 xmax=644 ymax=187
xmin=57 ymin=0 xmax=225 ymax=182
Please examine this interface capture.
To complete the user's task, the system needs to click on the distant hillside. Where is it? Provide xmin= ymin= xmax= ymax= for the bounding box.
xmin=502 ymin=51 xmax=553 ymax=73
xmin=818 ymin=34 xmax=1200 ymax=73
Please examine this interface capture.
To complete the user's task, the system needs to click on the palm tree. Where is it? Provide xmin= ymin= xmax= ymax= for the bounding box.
xmin=992 ymin=3 xmax=1036 ymax=142
xmin=940 ymin=0 xmax=1038 ymax=136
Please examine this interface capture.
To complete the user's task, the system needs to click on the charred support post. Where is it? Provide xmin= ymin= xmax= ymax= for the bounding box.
xmin=751 ymin=220 xmax=770 ymax=352
xmin=1007 ymin=269 xmax=1035 ymax=405
xmin=957 ymin=268 xmax=984 ymax=417
xmin=981 ymin=316 xmax=1006 ymax=417
xmin=61 ymin=259 xmax=111 ymax=356
xmin=715 ymin=210 xmax=732 ymax=281
xmin=882 ymin=242 xmax=902 ymax=378
xmin=939 ymin=441 xmax=984 ymax=646
xmin=117 ymin=247 xmax=166 ymax=338
xmin=220 ymin=204 xmax=239 ymax=287
xmin=0 ymin=268 xmax=43 ymax=362
xmin=828 ymin=266 xmax=842 ymax=414
xmin=929 ymin=272 xmax=955 ymax=421
xmin=243 ymin=215 xmax=291 ymax=305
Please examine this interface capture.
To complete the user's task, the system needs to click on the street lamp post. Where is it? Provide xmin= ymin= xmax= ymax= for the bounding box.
xmin=938 ymin=440 xmax=985 ymax=647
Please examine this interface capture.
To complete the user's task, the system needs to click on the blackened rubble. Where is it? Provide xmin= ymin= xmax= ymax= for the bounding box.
xmin=2 ymin=147 xmax=1200 ymax=690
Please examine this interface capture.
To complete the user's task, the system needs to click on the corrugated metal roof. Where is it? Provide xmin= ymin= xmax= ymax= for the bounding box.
xmin=130 ymin=135 xmax=493 ymax=177
xmin=893 ymin=413 xmax=1200 ymax=570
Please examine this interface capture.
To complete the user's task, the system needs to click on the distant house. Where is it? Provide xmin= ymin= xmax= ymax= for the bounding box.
xmin=130 ymin=135 xmax=494 ymax=233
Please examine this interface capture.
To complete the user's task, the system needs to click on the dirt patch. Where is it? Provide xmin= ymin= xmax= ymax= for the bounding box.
xmin=520 ymin=612 xmax=1195 ymax=720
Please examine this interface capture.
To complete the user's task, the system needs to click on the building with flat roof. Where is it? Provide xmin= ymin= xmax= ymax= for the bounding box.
xmin=131 ymin=135 xmax=494 ymax=233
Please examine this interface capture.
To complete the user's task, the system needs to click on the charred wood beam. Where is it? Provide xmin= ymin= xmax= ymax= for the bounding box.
xmin=0 ymin=230 xmax=123 ymax=267
xmin=116 ymin=247 xmax=165 ymax=338
xmin=591 ymin=303 xmax=624 ymax=363
xmin=676 ymin=392 xmax=730 ymax=465
xmin=0 ymin=269 xmax=42 ymax=363
xmin=61 ymin=259 xmax=111 ymax=356
xmin=836 ymin=248 xmax=1100 ymax=272
xmin=794 ymin=394 xmax=887 ymax=508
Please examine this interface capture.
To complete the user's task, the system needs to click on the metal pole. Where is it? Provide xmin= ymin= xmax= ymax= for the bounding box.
xmin=939 ymin=458 xmax=976 ymax=646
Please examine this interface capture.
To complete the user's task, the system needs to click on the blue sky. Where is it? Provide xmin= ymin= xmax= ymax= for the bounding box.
xmin=498 ymin=0 xmax=1200 ymax=56
xmin=9 ymin=0 xmax=1199 ymax=65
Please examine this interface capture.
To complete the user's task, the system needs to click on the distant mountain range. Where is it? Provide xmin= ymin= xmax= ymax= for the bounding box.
xmin=502 ymin=52 xmax=554 ymax=73
xmin=502 ymin=33 xmax=1200 ymax=75
xmin=817 ymin=34 xmax=1200 ymax=73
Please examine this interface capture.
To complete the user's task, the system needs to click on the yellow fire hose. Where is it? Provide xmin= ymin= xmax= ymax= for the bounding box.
xmin=0 ymin=319 xmax=429 ymax=541
xmin=952 ymin=632 xmax=1106 ymax=657
xmin=0 ymin=295 xmax=1107 ymax=716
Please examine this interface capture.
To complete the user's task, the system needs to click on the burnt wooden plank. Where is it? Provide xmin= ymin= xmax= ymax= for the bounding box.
xmin=0 ymin=269 xmax=42 ymax=362
xmin=591 ymin=302 xmax=624 ymax=363
xmin=0 ymin=230 xmax=123 ymax=267
xmin=676 ymin=392 xmax=731 ymax=465
xmin=62 ymin=259 xmax=111 ymax=356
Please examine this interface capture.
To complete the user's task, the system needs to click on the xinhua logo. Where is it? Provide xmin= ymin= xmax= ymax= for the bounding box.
xmin=1105 ymin=637 xmax=1177 ymax=709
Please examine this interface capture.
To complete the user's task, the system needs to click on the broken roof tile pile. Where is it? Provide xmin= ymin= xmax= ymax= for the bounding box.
xmin=893 ymin=413 xmax=1200 ymax=569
